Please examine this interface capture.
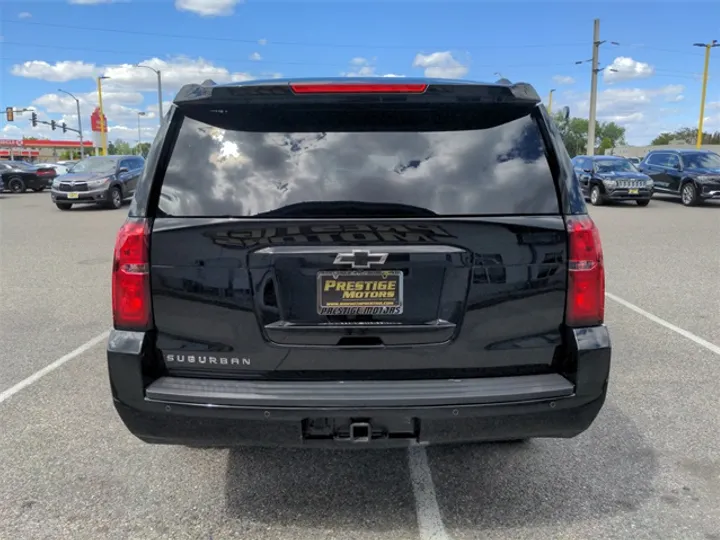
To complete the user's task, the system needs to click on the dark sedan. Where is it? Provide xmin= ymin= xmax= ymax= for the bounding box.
xmin=0 ymin=161 xmax=57 ymax=193
xmin=572 ymin=155 xmax=654 ymax=206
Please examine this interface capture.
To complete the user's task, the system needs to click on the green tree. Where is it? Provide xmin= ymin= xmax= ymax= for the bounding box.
xmin=551 ymin=113 xmax=626 ymax=157
xmin=111 ymin=139 xmax=133 ymax=155
xmin=133 ymin=142 xmax=151 ymax=157
xmin=651 ymin=128 xmax=720 ymax=145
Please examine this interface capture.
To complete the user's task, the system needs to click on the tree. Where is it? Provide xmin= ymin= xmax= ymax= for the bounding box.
xmin=133 ymin=142 xmax=151 ymax=157
xmin=551 ymin=113 xmax=626 ymax=157
xmin=111 ymin=139 xmax=133 ymax=155
xmin=651 ymin=128 xmax=720 ymax=146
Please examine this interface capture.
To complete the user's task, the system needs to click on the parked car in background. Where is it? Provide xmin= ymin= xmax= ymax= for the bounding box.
xmin=50 ymin=155 xmax=145 ymax=210
xmin=627 ymin=157 xmax=642 ymax=167
xmin=637 ymin=149 xmax=720 ymax=206
xmin=36 ymin=162 xmax=73 ymax=176
xmin=0 ymin=161 xmax=57 ymax=193
xmin=571 ymin=155 xmax=653 ymax=206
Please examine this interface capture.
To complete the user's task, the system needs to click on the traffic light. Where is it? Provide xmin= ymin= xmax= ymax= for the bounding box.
xmin=62 ymin=122 xmax=67 ymax=133
xmin=31 ymin=112 xmax=38 ymax=127
xmin=50 ymin=120 xmax=56 ymax=130
xmin=5 ymin=107 xmax=13 ymax=122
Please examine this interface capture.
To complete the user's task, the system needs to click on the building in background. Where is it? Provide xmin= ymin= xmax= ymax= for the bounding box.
xmin=0 ymin=139 xmax=94 ymax=162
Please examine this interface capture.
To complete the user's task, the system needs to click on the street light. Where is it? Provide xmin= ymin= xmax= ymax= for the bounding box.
xmin=136 ymin=64 xmax=164 ymax=126
xmin=97 ymin=75 xmax=110 ymax=156
xmin=548 ymin=89 xmax=556 ymax=114
xmin=137 ymin=112 xmax=146 ymax=155
xmin=57 ymin=88 xmax=84 ymax=159
xmin=693 ymin=40 xmax=719 ymax=148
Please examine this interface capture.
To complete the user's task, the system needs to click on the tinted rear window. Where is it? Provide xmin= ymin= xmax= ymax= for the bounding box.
xmin=157 ymin=106 xmax=559 ymax=218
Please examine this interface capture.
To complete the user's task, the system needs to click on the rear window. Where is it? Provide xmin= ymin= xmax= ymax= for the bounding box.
xmin=157 ymin=106 xmax=559 ymax=218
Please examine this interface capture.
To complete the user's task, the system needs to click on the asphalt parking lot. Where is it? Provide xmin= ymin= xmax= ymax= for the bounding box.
xmin=1 ymin=192 xmax=718 ymax=540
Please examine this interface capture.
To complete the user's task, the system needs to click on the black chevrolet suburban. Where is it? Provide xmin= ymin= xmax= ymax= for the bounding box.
xmin=107 ymin=78 xmax=611 ymax=448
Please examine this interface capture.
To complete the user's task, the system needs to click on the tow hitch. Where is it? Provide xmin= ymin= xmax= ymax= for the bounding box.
xmin=348 ymin=422 xmax=372 ymax=443
xmin=302 ymin=417 xmax=417 ymax=443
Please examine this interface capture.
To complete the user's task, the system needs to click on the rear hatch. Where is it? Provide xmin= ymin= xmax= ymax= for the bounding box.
xmin=148 ymin=80 xmax=569 ymax=380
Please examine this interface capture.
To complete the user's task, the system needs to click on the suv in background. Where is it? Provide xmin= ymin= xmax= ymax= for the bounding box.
xmin=107 ymin=78 xmax=611 ymax=449
xmin=50 ymin=155 xmax=145 ymax=210
xmin=571 ymin=155 xmax=653 ymax=206
xmin=638 ymin=149 xmax=720 ymax=206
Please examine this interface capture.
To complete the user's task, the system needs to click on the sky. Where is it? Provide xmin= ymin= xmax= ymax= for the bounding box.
xmin=1 ymin=0 xmax=719 ymax=146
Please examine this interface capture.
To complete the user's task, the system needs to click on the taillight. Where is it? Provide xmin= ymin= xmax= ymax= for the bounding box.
xmin=566 ymin=215 xmax=605 ymax=327
xmin=290 ymin=83 xmax=428 ymax=94
xmin=112 ymin=219 xmax=152 ymax=330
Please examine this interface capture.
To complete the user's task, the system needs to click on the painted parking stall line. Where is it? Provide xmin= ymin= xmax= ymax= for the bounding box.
xmin=409 ymin=446 xmax=453 ymax=540
xmin=0 ymin=331 xmax=110 ymax=405
xmin=606 ymin=292 xmax=720 ymax=356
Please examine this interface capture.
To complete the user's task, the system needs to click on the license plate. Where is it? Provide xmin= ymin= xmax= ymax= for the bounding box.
xmin=67 ymin=192 xmax=79 ymax=199
xmin=628 ymin=188 xmax=639 ymax=195
xmin=317 ymin=271 xmax=403 ymax=316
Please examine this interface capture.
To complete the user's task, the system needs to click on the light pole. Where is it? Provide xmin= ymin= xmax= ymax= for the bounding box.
xmin=136 ymin=64 xmax=164 ymax=125
xmin=57 ymin=89 xmax=84 ymax=159
xmin=693 ymin=40 xmax=719 ymax=148
xmin=97 ymin=75 xmax=110 ymax=156
xmin=137 ymin=112 xmax=146 ymax=155
xmin=548 ymin=89 xmax=556 ymax=114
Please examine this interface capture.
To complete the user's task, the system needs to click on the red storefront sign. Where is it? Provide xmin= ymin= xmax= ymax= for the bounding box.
xmin=90 ymin=108 xmax=108 ymax=133
xmin=0 ymin=139 xmax=24 ymax=147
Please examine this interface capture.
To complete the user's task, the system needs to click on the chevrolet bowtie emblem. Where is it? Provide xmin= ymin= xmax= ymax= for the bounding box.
xmin=333 ymin=250 xmax=388 ymax=269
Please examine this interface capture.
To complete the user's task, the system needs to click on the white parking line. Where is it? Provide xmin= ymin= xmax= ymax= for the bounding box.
xmin=606 ymin=292 xmax=720 ymax=355
xmin=0 ymin=331 xmax=110 ymax=405
xmin=408 ymin=446 xmax=452 ymax=540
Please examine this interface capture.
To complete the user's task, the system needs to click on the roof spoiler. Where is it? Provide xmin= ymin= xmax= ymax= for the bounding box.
xmin=173 ymin=80 xmax=542 ymax=106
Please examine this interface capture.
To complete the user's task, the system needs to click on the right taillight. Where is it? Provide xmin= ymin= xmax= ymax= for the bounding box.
xmin=566 ymin=215 xmax=605 ymax=327
xmin=112 ymin=218 xmax=152 ymax=331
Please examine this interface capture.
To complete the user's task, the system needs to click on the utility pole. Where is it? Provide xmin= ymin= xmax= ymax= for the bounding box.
xmin=693 ymin=40 xmax=718 ymax=148
xmin=587 ymin=18 xmax=601 ymax=156
xmin=58 ymin=89 xmax=84 ymax=159
xmin=548 ymin=89 xmax=556 ymax=114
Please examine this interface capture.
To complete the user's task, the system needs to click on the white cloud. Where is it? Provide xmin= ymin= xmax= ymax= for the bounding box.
xmin=561 ymin=84 xmax=687 ymax=144
xmin=249 ymin=52 xmax=262 ymax=61
xmin=553 ymin=75 xmax=575 ymax=85
xmin=11 ymin=57 xmax=266 ymax=92
xmin=11 ymin=60 xmax=99 ymax=82
xmin=18 ymin=11 xmax=32 ymax=18
xmin=412 ymin=51 xmax=468 ymax=79
xmin=175 ymin=0 xmax=242 ymax=16
xmin=604 ymin=57 xmax=655 ymax=83
xmin=341 ymin=57 xmax=402 ymax=78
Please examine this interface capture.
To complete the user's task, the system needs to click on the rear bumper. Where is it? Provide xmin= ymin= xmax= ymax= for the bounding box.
xmin=107 ymin=326 xmax=611 ymax=448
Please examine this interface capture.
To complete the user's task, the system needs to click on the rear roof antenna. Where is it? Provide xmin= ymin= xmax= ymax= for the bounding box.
xmin=496 ymin=78 xmax=512 ymax=84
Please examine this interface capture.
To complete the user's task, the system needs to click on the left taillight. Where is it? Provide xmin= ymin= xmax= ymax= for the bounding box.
xmin=112 ymin=218 xmax=152 ymax=331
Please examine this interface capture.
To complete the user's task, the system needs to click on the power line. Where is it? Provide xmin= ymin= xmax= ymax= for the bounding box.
xmin=0 ymin=19 xmax=587 ymax=51
xmin=0 ymin=42 xmax=579 ymax=70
